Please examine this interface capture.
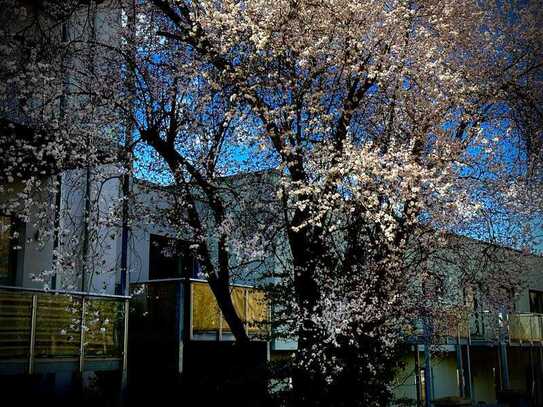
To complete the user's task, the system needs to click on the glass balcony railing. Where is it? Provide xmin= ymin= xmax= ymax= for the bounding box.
xmin=509 ymin=313 xmax=543 ymax=342
xmin=191 ymin=280 xmax=268 ymax=338
xmin=0 ymin=285 xmax=129 ymax=373
xmin=410 ymin=310 xmax=543 ymax=344
xmin=468 ymin=312 xmax=499 ymax=341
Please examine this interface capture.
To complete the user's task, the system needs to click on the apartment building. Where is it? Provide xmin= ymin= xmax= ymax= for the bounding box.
xmin=392 ymin=246 xmax=543 ymax=406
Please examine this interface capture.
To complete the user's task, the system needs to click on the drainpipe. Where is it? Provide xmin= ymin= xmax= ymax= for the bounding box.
xmin=51 ymin=175 xmax=62 ymax=290
xmin=119 ymin=166 xmax=130 ymax=296
xmin=81 ymin=166 xmax=91 ymax=292
xmin=52 ymin=19 xmax=70 ymax=290
xmin=119 ymin=0 xmax=136 ymax=298
xmin=119 ymin=1 xmax=136 ymax=403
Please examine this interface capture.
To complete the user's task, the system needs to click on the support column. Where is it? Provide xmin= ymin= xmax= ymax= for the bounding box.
xmin=456 ymin=324 xmax=465 ymax=397
xmin=498 ymin=311 xmax=510 ymax=390
xmin=424 ymin=341 xmax=433 ymax=407
xmin=121 ymin=298 xmax=129 ymax=393
xmin=423 ymin=317 xmax=433 ymax=407
xmin=180 ymin=277 xmax=193 ymax=374
xmin=177 ymin=280 xmax=188 ymax=374
xmin=539 ymin=342 xmax=543 ymax=406
xmin=79 ymin=297 xmax=86 ymax=374
xmin=498 ymin=342 xmax=510 ymax=389
xmin=529 ymin=316 xmax=536 ymax=404
xmin=465 ymin=319 xmax=473 ymax=401
xmin=414 ymin=344 xmax=423 ymax=406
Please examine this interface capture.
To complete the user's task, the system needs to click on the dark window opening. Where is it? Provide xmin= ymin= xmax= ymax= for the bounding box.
xmin=148 ymin=235 xmax=202 ymax=280
xmin=0 ymin=215 xmax=17 ymax=286
xmin=529 ymin=290 xmax=543 ymax=314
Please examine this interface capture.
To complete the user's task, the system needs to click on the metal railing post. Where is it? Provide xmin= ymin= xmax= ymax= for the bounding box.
xmin=28 ymin=294 xmax=38 ymax=374
xmin=79 ymin=297 xmax=86 ymax=373
xmin=189 ymin=282 xmax=194 ymax=340
xmin=244 ymin=289 xmax=249 ymax=334
xmin=218 ymin=309 xmax=223 ymax=341
xmin=122 ymin=298 xmax=129 ymax=373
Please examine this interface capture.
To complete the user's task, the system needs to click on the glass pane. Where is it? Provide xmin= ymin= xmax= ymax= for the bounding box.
xmin=0 ymin=290 xmax=32 ymax=359
xmin=509 ymin=314 xmax=540 ymax=342
xmin=192 ymin=282 xmax=219 ymax=334
xmin=247 ymin=290 xmax=268 ymax=334
xmin=35 ymin=294 xmax=82 ymax=358
xmin=85 ymin=298 xmax=124 ymax=358
xmin=222 ymin=286 xmax=246 ymax=333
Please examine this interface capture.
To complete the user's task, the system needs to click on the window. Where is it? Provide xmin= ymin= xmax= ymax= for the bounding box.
xmin=0 ymin=215 xmax=16 ymax=285
xmin=149 ymin=235 xmax=181 ymax=280
xmin=148 ymin=235 xmax=202 ymax=280
xmin=529 ymin=290 xmax=543 ymax=314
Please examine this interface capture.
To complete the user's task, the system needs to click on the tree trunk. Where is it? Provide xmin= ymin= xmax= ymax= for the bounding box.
xmin=209 ymin=276 xmax=250 ymax=344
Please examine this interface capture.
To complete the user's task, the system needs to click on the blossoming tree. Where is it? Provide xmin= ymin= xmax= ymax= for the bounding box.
xmin=1 ymin=0 xmax=542 ymax=405
xmin=130 ymin=1 xmax=541 ymax=405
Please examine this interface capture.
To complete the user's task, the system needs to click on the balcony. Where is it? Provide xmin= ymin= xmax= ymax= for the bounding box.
xmin=467 ymin=312 xmax=543 ymax=344
xmin=128 ymin=278 xmax=269 ymax=390
xmin=411 ymin=310 xmax=543 ymax=345
xmin=130 ymin=278 xmax=269 ymax=342
xmin=0 ymin=285 xmax=129 ymax=375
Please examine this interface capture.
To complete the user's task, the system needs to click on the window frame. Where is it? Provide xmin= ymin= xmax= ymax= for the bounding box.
xmin=0 ymin=214 xmax=18 ymax=286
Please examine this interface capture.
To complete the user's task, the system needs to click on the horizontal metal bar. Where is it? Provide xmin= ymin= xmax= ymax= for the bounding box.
xmin=0 ymin=284 xmax=131 ymax=300
xmin=189 ymin=278 xmax=261 ymax=289
xmin=511 ymin=312 xmax=543 ymax=316
xmin=130 ymin=278 xmax=184 ymax=284
xmin=0 ymin=357 xmax=123 ymax=363
xmin=129 ymin=278 xmax=260 ymax=289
